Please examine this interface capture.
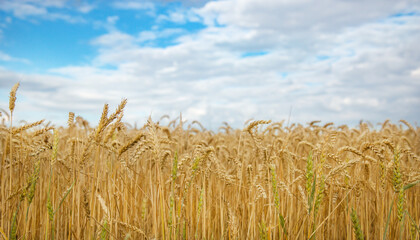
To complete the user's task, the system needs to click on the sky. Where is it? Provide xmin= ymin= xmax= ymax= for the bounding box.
xmin=0 ymin=0 xmax=419 ymax=129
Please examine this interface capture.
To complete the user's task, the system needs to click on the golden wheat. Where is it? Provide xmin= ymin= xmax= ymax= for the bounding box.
xmin=0 ymin=84 xmax=419 ymax=239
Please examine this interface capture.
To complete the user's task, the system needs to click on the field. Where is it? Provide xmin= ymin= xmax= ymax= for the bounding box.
xmin=0 ymin=83 xmax=419 ymax=239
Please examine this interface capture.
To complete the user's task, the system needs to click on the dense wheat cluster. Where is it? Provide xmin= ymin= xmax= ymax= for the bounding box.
xmin=1 ymin=83 xmax=419 ymax=240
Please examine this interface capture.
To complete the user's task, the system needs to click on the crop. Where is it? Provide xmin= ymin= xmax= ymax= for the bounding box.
xmin=0 ymin=83 xmax=419 ymax=239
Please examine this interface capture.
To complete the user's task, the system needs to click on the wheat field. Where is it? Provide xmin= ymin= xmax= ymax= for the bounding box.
xmin=0 ymin=83 xmax=419 ymax=240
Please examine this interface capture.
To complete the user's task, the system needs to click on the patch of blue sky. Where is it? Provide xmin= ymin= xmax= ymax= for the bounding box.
xmin=0 ymin=89 xmax=9 ymax=103
xmin=139 ymin=35 xmax=179 ymax=48
xmin=316 ymin=55 xmax=330 ymax=61
xmin=278 ymin=72 xmax=288 ymax=78
xmin=212 ymin=19 xmax=227 ymax=28
xmin=378 ymin=11 xmax=419 ymax=25
xmin=155 ymin=20 xmax=205 ymax=34
xmin=98 ymin=5 xmax=156 ymax=35
xmin=95 ymin=64 xmax=119 ymax=71
xmin=389 ymin=12 xmax=418 ymax=18
xmin=137 ymin=22 xmax=205 ymax=48
xmin=0 ymin=16 xmax=103 ymax=73
xmin=113 ymin=1 xmax=205 ymax=38
xmin=138 ymin=29 xmax=202 ymax=49
xmin=241 ymin=51 xmax=269 ymax=58
xmin=0 ymin=61 xmax=33 ymax=75
xmin=305 ymin=82 xmax=322 ymax=88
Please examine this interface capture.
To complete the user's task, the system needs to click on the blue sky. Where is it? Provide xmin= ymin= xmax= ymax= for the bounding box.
xmin=0 ymin=0 xmax=420 ymax=128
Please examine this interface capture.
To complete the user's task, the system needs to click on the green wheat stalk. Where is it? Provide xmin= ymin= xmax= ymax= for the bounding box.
xmin=351 ymin=208 xmax=364 ymax=240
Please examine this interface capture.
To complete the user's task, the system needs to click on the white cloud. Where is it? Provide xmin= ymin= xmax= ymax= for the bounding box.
xmin=156 ymin=8 xmax=201 ymax=24
xmin=0 ymin=0 xmax=86 ymax=23
xmin=137 ymin=28 xmax=185 ymax=44
xmin=107 ymin=16 xmax=119 ymax=25
xmin=77 ymin=3 xmax=95 ymax=13
xmin=157 ymin=7 xmax=202 ymax=24
xmin=160 ymin=0 xmax=213 ymax=7
xmin=0 ymin=52 xmax=14 ymax=61
xmin=111 ymin=1 xmax=157 ymax=17
xmin=35 ymin=0 xmax=68 ymax=8
xmin=411 ymin=67 xmax=420 ymax=77
xmin=0 ymin=51 xmax=30 ymax=63
xmin=137 ymin=31 xmax=157 ymax=42
xmin=112 ymin=1 xmax=155 ymax=10
xmin=90 ymin=31 xmax=136 ymax=57
xmin=158 ymin=11 xmax=184 ymax=23
xmin=1 ymin=2 xmax=47 ymax=18
xmin=45 ymin=12 xmax=85 ymax=23
xmin=195 ymin=0 xmax=420 ymax=31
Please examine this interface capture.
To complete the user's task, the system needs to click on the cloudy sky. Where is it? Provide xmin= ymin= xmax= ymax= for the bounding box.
xmin=0 ymin=0 xmax=419 ymax=129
